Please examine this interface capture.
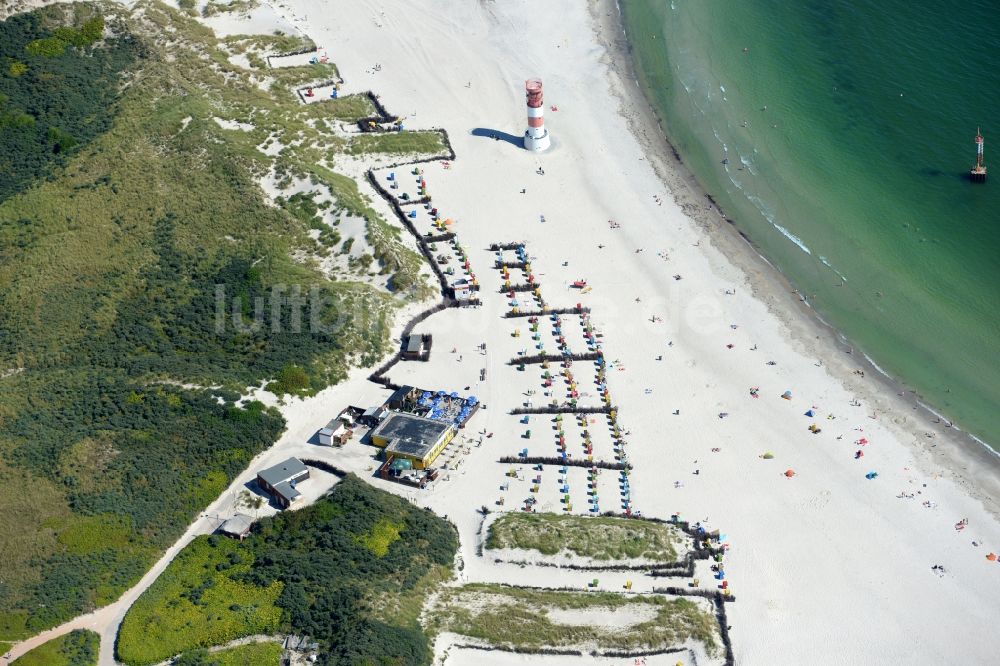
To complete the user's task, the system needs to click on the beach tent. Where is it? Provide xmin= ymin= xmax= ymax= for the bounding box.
xmin=784 ymin=469 xmax=796 ymax=478
xmin=805 ymin=409 xmax=815 ymax=417
xmin=865 ymin=471 xmax=879 ymax=480
xmin=782 ymin=391 xmax=793 ymax=400
xmin=762 ymin=452 xmax=775 ymax=459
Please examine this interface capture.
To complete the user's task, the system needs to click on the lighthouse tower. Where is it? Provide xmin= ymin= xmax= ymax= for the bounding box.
xmin=524 ymin=78 xmax=550 ymax=152
xmin=971 ymin=128 xmax=987 ymax=183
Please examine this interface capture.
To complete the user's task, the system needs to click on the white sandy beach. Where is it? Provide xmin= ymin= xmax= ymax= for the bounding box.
xmin=4 ymin=0 xmax=1000 ymax=664
xmin=261 ymin=0 xmax=1000 ymax=663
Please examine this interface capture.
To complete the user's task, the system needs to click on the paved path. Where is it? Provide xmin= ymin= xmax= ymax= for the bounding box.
xmin=1 ymin=402 xmax=388 ymax=664
xmin=2 ymin=504 xmax=232 ymax=664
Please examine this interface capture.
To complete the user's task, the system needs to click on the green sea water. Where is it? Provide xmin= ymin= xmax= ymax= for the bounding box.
xmin=621 ymin=0 xmax=1000 ymax=448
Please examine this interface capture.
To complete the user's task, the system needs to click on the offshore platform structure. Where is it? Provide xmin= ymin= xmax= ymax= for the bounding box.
xmin=523 ymin=78 xmax=551 ymax=152
xmin=971 ymin=128 xmax=987 ymax=183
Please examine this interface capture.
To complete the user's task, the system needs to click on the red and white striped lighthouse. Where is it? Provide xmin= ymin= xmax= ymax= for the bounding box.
xmin=524 ymin=78 xmax=550 ymax=151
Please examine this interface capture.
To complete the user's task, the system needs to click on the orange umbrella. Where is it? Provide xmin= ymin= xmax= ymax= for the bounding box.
xmin=987 ymin=553 xmax=997 ymax=562
xmin=784 ymin=469 xmax=796 ymax=478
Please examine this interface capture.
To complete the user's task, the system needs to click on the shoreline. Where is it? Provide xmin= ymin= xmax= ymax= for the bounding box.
xmin=4 ymin=1 xmax=1000 ymax=663
xmin=596 ymin=0 xmax=1000 ymax=516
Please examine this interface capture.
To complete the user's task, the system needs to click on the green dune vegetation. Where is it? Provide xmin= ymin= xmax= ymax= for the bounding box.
xmin=0 ymin=0 xmax=443 ymax=640
xmin=345 ymin=131 xmax=448 ymax=156
xmin=485 ymin=513 xmax=689 ymax=562
xmin=427 ymin=583 xmax=720 ymax=655
xmin=170 ymin=642 xmax=282 ymax=666
xmin=119 ymin=475 xmax=457 ymax=666
xmin=10 ymin=629 xmax=98 ymax=666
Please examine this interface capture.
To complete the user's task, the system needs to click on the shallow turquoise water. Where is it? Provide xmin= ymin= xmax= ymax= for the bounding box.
xmin=621 ymin=0 xmax=1000 ymax=447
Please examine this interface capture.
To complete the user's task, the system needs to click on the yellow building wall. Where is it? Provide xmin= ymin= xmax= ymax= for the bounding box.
xmin=390 ymin=428 xmax=456 ymax=469
xmin=371 ymin=432 xmax=390 ymax=448
xmin=421 ymin=428 xmax=456 ymax=468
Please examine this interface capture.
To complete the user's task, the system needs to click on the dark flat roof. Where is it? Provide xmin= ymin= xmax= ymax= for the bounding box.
xmin=273 ymin=480 xmax=302 ymax=503
xmin=373 ymin=412 xmax=451 ymax=459
xmin=258 ymin=457 xmax=308 ymax=488
xmin=387 ymin=385 xmax=415 ymax=405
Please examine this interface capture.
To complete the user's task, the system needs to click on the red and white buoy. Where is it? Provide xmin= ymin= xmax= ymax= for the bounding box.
xmin=524 ymin=78 xmax=551 ymax=151
xmin=971 ymin=127 xmax=987 ymax=183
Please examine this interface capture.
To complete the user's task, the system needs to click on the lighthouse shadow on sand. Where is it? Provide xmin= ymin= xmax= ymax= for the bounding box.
xmin=471 ymin=127 xmax=525 ymax=148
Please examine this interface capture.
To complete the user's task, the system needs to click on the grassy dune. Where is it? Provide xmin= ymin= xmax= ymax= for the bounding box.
xmin=0 ymin=0 xmax=436 ymax=637
xmin=486 ymin=513 xmax=688 ymax=562
xmin=428 ymin=583 xmax=719 ymax=655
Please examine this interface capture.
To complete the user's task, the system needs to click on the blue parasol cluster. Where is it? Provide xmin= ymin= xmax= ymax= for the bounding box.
xmin=416 ymin=389 xmax=478 ymax=425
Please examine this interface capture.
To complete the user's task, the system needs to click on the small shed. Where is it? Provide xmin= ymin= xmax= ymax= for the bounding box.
xmin=403 ymin=335 xmax=424 ymax=359
xmin=219 ymin=513 xmax=254 ymax=541
xmin=318 ymin=421 xmax=350 ymax=446
xmin=386 ymin=385 xmax=417 ymax=410
xmin=401 ymin=335 xmax=431 ymax=361
xmin=284 ymin=635 xmax=319 ymax=651
xmin=359 ymin=406 xmax=389 ymax=427
xmin=453 ymin=288 xmax=472 ymax=307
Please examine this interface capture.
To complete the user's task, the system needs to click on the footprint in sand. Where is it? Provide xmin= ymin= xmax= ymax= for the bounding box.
xmin=799 ymin=489 xmax=832 ymax=510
